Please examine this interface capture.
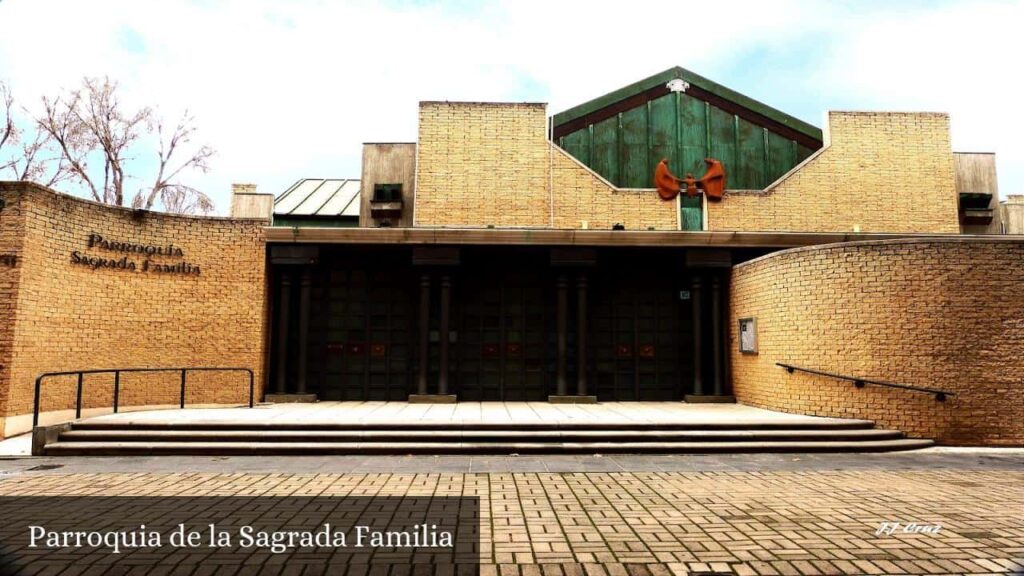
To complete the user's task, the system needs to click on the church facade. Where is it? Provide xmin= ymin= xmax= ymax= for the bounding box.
xmin=0 ymin=67 xmax=1020 ymax=445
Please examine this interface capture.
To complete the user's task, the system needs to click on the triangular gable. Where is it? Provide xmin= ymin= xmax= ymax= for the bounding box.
xmin=551 ymin=66 xmax=823 ymax=190
xmin=553 ymin=66 xmax=821 ymax=146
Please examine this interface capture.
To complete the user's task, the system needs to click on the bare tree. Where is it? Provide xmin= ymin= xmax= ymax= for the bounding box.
xmin=136 ymin=111 xmax=215 ymax=212
xmin=0 ymin=81 xmax=70 ymax=187
xmin=0 ymin=81 xmax=17 ymax=174
xmin=3 ymin=76 xmax=215 ymax=214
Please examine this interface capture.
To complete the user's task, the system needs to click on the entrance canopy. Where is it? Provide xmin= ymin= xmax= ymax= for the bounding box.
xmin=265 ymin=226 xmax=933 ymax=249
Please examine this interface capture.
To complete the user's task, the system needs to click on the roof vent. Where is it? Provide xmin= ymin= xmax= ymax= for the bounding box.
xmin=370 ymin=183 xmax=403 ymax=219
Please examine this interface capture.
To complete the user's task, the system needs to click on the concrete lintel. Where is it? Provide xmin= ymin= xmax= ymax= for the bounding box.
xmin=264 ymin=225 xmax=948 ymax=249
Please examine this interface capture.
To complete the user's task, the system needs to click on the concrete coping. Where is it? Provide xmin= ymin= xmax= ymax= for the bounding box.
xmin=734 ymin=235 xmax=1024 ymax=271
xmin=0 ymin=181 xmax=264 ymax=223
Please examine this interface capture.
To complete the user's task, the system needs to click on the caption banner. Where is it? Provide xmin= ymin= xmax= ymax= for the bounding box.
xmin=0 ymin=496 xmax=481 ymax=575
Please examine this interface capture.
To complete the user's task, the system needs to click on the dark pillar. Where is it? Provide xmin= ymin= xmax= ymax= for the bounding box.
xmin=295 ymin=268 xmax=312 ymax=395
xmin=417 ymin=274 xmax=431 ymax=396
xmin=722 ymin=271 xmax=732 ymax=396
xmin=556 ymin=274 xmax=568 ymax=396
xmin=438 ymin=275 xmax=451 ymax=395
xmin=576 ymin=274 xmax=588 ymax=396
xmin=711 ymin=274 xmax=724 ymax=396
xmin=274 ymin=272 xmax=291 ymax=395
xmin=691 ymin=275 xmax=703 ymax=396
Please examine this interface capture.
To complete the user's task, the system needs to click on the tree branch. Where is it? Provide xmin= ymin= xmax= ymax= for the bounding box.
xmin=141 ymin=109 xmax=214 ymax=213
xmin=35 ymin=91 xmax=102 ymax=201
xmin=11 ymin=76 xmax=215 ymax=214
xmin=0 ymin=81 xmax=19 ymax=175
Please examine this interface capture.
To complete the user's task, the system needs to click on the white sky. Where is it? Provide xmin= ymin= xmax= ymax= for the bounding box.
xmin=1 ymin=0 xmax=1022 ymax=214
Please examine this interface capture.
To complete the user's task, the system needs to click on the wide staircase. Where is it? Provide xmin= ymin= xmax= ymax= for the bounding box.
xmin=39 ymin=419 xmax=932 ymax=455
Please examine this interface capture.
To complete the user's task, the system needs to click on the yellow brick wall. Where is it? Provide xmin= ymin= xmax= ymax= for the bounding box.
xmin=551 ymin=147 xmax=677 ymax=230
xmin=0 ymin=188 xmax=26 ymax=426
xmin=0 ymin=182 xmax=268 ymax=439
xmin=415 ymin=106 xmax=960 ymax=234
xmin=415 ymin=102 xmax=552 ymax=228
xmin=414 ymin=101 xmax=679 ymax=230
xmin=708 ymin=112 xmax=960 ymax=233
xmin=730 ymin=238 xmax=1024 ymax=445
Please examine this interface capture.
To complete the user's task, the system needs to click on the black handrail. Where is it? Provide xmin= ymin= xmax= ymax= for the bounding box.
xmin=33 ymin=367 xmax=255 ymax=427
xmin=776 ymin=363 xmax=953 ymax=401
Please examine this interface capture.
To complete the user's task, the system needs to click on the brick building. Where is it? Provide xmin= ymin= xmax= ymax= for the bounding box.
xmin=1 ymin=67 xmax=1020 ymax=445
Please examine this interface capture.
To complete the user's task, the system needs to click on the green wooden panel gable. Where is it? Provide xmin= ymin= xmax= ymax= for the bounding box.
xmin=554 ymin=67 xmax=822 ymax=190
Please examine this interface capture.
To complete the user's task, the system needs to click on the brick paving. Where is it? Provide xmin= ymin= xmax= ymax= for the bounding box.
xmin=0 ymin=468 xmax=1021 ymax=575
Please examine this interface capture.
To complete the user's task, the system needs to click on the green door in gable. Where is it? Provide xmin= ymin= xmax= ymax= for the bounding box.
xmin=680 ymin=195 xmax=702 ymax=231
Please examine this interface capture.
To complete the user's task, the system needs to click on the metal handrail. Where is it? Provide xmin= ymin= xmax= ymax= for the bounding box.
xmin=776 ymin=363 xmax=953 ymax=401
xmin=33 ymin=367 xmax=255 ymax=427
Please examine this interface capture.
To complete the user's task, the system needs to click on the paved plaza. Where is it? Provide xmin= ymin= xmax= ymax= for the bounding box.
xmin=0 ymin=452 xmax=1021 ymax=575
xmin=1 ymin=404 xmax=1021 ymax=574
xmin=73 ymin=401 xmax=867 ymax=427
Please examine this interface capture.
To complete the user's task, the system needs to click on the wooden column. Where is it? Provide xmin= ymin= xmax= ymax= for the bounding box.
xmin=691 ymin=276 xmax=703 ymax=396
xmin=576 ymin=274 xmax=588 ymax=396
xmin=274 ymin=272 xmax=291 ymax=395
xmin=417 ymin=274 xmax=431 ymax=396
xmin=295 ymin=268 xmax=312 ymax=395
xmin=556 ymin=274 xmax=568 ymax=396
xmin=711 ymin=274 xmax=724 ymax=396
xmin=438 ymin=275 xmax=451 ymax=395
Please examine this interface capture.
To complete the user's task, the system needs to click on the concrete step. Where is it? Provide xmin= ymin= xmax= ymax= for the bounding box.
xmin=42 ymin=438 xmax=935 ymax=456
xmin=43 ymin=416 xmax=935 ymax=456
xmin=57 ymin=428 xmax=905 ymax=443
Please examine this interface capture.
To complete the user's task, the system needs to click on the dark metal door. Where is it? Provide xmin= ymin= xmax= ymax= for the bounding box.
xmin=592 ymin=271 xmax=684 ymax=401
xmin=322 ymin=268 xmax=413 ymax=400
xmin=455 ymin=272 xmax=551 ymax=401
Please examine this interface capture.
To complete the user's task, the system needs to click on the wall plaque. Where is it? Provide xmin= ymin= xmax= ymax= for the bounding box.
xmin=739 ymin=317 xmax=757 ymax=354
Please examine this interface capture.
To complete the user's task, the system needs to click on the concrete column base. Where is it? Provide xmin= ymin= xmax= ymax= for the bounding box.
xmin=684 ymin=394 xmax=736 ymax=404
xmin=408 ymin=394 xmax=458 ymax=404
xmin=548 ymin=395 xmax=598 ymax=404
xmin=264 ymin=394 xmax=318 ymax=403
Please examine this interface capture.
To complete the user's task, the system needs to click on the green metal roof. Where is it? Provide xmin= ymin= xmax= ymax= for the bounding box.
xmin=552 ymin=66 xmax=822 ymax=142
xmin=275 ymin=178 xmax=361 ymax=217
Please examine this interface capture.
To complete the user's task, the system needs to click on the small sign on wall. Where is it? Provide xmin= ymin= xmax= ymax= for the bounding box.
xmin=739 ymin=317 xmax=757 ymax=354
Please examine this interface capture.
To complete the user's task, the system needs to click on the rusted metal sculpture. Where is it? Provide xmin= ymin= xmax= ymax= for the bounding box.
xmin=654 ymin=158 xmax=683 ymax=201
xmin=697 ymin=158 xmax=726 ymax=200
xmin=683 ymin=159 xmax=727 ymax=201
xmin=655 ymin=158 xmax=727 ymax=201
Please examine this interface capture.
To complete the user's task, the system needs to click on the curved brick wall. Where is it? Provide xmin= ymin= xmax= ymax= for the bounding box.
xmin=0 ymin=182 xmax=268 ymax=438
xmin=730 ymin=238 xmax=1024 ymax=445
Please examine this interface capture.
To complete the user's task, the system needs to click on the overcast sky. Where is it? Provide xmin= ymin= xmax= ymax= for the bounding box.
xmin=1 ymin=0 xmax=1022 ymax=214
